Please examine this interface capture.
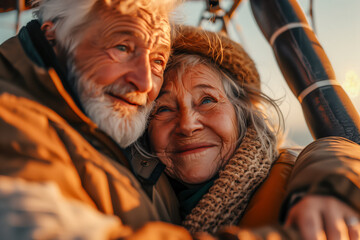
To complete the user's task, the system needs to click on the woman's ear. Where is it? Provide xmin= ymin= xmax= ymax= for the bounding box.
xmin=41 ymin=21 xmax=56 ymax=46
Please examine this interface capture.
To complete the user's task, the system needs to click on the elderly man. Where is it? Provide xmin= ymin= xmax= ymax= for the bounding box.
xmin=0 ymin=0 xmax=196 ymax=239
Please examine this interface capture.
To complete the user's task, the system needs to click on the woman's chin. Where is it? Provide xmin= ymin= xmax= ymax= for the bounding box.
xmin=180 ymin=172 xmax=214 ymax=185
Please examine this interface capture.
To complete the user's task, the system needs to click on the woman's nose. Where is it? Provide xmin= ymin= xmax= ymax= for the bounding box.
xmin=176 ymin=110 xmax=203 ymax=136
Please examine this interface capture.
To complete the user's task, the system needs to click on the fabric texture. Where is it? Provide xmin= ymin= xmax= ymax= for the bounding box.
xmin=182 ymin=125 xmax=273 ymax=234
xmin=0 ymin=176 xmax=125 ymax=240
xmin=171 ymin=25 xmax=260 ymax=91
xmin=176 ymin=177 xmax=215 ymax=219
xmin=281 ymin=137 xmax=360 ymax=221
xmin=238 ymin=149 xmax=299 ymax=228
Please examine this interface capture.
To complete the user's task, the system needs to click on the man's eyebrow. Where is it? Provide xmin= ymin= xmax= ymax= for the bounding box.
xmin=117 ymin=30 xmax=140 ymax=38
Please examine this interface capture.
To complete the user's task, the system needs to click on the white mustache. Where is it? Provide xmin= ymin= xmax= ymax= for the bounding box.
xmin=104 ymin=83 xmax=148 ymax=106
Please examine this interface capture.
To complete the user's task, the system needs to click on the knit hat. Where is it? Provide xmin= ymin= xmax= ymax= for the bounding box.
xmin=170 ymin=25 xmax=260 ymax=91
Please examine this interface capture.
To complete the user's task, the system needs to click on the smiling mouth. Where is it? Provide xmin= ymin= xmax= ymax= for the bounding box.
xmin=106 ymin=92 xmax=139 ymax=106
xmin=175 ymin=145 xmax=215 ymax=155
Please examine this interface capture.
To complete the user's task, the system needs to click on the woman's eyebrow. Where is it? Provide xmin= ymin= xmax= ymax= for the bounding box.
xmin=157 ymin=90 xmax=171 ymax=98
xmin=157 ymin=83 xmax=216 ymax=99
xmin=193 ymin=84 xmax=217 ymax=91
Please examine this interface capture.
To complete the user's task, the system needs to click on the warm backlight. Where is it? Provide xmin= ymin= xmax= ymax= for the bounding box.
xmin=342 ymin=70 xmax=360 ymax=98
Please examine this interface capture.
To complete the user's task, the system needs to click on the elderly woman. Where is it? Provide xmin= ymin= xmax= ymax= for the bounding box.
xmin=133 ymin=26 xmax=360 ymax=239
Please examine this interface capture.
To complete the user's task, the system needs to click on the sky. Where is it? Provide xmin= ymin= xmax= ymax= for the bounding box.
xmin=0 ymin=0 xmax=359 ymax=146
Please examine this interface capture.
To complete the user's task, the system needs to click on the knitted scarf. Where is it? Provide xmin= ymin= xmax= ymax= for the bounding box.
xmin=182 ymin=125 xmax=273 ymax=234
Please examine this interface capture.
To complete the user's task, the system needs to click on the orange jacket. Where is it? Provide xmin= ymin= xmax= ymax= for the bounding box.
xmin=237 ymin=137 xmax=360 ymax=228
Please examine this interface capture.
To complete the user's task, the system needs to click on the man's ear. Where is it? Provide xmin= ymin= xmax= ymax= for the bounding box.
xmin=41 ymin=21 xmax=56 ymax=46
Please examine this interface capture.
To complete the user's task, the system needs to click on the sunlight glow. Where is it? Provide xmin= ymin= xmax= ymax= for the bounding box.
xmin=342 ymin=70 xmax=360 ymax=98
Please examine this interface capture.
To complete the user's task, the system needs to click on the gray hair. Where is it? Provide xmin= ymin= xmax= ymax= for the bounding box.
xmin=32 ymin=0 xmax=177 ymax=53
xmin=134 ymin=53 xmax=284 ymax=162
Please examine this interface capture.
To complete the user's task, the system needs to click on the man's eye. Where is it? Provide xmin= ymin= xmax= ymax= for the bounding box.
xmin=115 ymin=45 xmax=128 ymax=52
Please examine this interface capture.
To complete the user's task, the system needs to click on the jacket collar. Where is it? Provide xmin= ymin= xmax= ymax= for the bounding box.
xmin=131 ymin=155 xmax=165 ymax=185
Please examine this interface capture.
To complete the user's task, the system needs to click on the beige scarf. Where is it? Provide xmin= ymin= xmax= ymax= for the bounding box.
xmin=182 ymin=125 xmax=274 ymax=234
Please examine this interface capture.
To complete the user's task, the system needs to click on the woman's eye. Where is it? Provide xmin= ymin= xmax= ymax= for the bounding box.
xmin=154 ymin=59 xmax=164 ymax=66
xmin=200 ymin=97 xmax=215 ymax=105
xmin=156 ymin=106 xmax=171 ymax=114
xmin=152 ymin=58 xmax=166 ymax=75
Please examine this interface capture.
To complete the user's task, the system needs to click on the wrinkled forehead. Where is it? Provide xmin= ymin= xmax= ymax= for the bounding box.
xmin=161 ymin=64 xmax=223 ymax=96
xmin=165 ymin=63 xmax=220 ymax=85
xmin=95 ymin=0 xmax=171 ymax=44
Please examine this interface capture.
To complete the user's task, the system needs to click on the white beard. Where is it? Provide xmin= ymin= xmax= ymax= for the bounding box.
xmin=72 ymin=71 xmax=153 ymax=148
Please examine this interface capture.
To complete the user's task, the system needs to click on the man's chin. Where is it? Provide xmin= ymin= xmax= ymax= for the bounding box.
xmin=84 ymin=100 xmax=152 ymax=148
xmin=112 ymin=104 xmax=139 ymax=119
xmin=97 ymin=108 xmax=147 ymax=147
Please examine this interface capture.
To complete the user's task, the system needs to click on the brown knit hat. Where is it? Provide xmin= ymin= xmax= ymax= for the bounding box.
xmin=170 ymin=25 xmax=260 ymax=90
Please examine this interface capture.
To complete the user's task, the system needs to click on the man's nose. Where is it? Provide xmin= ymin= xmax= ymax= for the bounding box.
xmin=176 ymin=110 xmax=203 ymax=136
xmin=126 ymin=52 xmax=153 ymax=93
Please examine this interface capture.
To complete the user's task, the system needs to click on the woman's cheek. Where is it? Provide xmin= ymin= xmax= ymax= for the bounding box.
xmin=147 ymin=123 xmax=158 ymax=152
xmin=149 ymin=125 xmax=175 ymax=172
xmin=148 ymin=121 xmax=168 ymax=154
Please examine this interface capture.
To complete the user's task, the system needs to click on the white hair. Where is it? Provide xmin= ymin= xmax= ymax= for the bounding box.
xmin=32 ymin=0 xmax=178 ymax=53
xmin=32 ymin=0 xmax=97 ymax=53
